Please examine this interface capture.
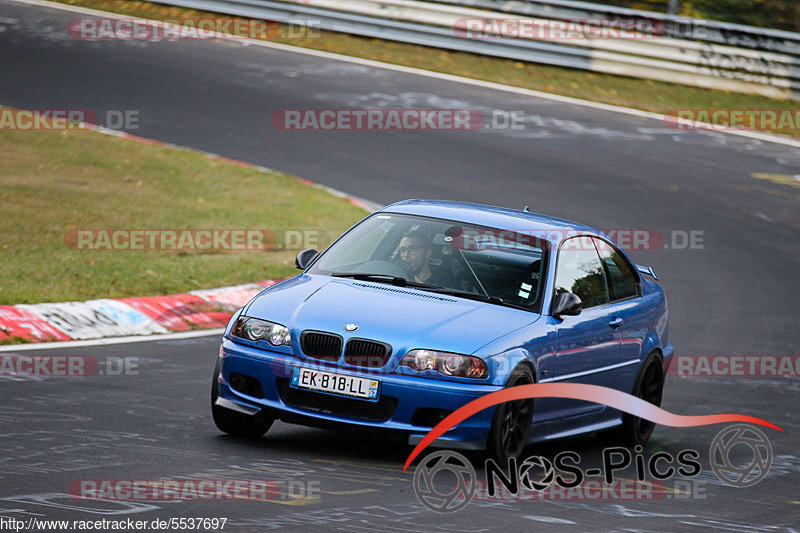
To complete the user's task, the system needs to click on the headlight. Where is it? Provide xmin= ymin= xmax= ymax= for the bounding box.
xmin=232 ymin=316 xmax=291 ymax=346
xmin=400 ymin=349 xmax=487 ymax=379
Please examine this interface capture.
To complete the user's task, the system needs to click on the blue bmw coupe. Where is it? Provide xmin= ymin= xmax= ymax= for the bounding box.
xmin=211 ymin=200 xmax=674 ymax=461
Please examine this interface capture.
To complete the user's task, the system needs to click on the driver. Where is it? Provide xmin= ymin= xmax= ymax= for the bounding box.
xmin=397 ymin=230 xmax=448 ymax=286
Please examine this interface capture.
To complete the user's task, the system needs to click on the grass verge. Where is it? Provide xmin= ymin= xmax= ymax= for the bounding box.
xmin=0 ymin=119 xmax=367 ymax=304
xmin=48 ymin=0 xmax=800 ymax=139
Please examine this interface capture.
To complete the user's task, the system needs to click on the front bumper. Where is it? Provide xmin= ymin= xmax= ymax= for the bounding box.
xmin=216 ymin=339 xmax=502 ymax=448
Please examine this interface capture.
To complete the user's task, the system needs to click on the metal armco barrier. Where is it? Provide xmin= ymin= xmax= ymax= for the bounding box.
xmin=150 ymin=0 xmax=800 ymax=100
xmin=436 ymin=0 xmax=800 ymax=55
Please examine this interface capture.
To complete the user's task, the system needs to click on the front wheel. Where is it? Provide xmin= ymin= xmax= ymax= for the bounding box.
xmin=486 ymin=365 xmax=535 ymax=463
xmin=211 ymin=359 xmax=273 ymax=438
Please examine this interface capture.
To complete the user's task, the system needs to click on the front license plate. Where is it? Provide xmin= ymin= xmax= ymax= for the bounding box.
xmin=291 ymin=367 xmax=379 ymax=400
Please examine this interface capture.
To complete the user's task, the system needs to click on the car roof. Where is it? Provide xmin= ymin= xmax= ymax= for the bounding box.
xmin=379 ymin=199 xmax=598 ymax=238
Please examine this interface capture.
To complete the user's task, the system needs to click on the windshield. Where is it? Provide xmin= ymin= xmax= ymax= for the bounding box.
xmin=308 ymin=213 xmax=548 ymax=312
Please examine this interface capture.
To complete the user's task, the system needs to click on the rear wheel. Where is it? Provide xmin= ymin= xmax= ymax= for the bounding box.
xmin=211 ymin=359 xmax=273 ymax=438
xmin=487 ymin=365 xmax=535 ymax=462
xmin=616 ymin=352 xmax=664 ymax=446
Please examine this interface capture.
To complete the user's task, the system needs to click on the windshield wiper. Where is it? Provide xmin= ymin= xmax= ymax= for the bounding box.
xmin=417 ymin=287 xmax=532 ymax=311
xmin=330 ymin=272 xmax=439 ymax=289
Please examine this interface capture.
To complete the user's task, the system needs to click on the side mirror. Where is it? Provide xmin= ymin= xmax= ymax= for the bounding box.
xmin=552 ymin=292 xmax=582 ymax=317
xmin=295 ymin=248 xmax=319 ymax=270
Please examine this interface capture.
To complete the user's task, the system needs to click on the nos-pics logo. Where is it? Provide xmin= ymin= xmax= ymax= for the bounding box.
xmin=413 ymin=424 xmax=773 ymax=512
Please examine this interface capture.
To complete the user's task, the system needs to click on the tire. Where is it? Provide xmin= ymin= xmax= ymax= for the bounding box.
xmin=211 ymin=359 xmax=273 ymax=438
xmin=615 ymin=352 xmax=664 ymax=446
xmin=486 ymin=365 xmax=535 ymax=463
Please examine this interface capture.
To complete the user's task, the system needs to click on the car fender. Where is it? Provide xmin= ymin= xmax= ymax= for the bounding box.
xmin=485 ymin=347 xmax=537 ymax=387
xmin=641 ymin=332 xmax=664 ymax=363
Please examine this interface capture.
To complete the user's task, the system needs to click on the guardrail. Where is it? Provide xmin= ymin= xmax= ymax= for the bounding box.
xmin=437 ymin=0 xmax=800 ymax=55
xmin=150 ymin=0 xmax=800 ymax=100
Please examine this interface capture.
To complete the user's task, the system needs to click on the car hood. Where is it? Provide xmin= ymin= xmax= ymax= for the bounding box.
xmin=245 ymin=274 xmax=540 ymax=359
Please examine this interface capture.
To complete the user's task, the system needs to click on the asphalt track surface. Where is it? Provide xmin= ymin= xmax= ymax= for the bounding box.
xmin=1 ymin=1 xmax=799 ymax=531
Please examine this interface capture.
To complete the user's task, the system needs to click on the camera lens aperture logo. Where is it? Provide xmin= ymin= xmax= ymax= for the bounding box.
xmin=518 ymin=456 xmax=555 ymax=491
xmin=710 ymin=424 xmax=772 ymax=487
xmin=413 ymin=450 xmax=476 ymax=512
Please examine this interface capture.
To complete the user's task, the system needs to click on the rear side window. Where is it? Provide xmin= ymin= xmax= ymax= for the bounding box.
xmin=554 ymin=239 xmax=609 ymax=309
xmin=594 ymin=238 xmax=639 ymax=301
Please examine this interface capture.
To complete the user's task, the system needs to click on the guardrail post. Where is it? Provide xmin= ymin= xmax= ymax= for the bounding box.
xmin=667 ymin=0 xmax=680 ymax=15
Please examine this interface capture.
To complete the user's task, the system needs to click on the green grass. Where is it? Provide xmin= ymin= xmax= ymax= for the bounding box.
xmin=0 ymin=123 xmax=367 ymax=304
xmin=49 ymin=0 xmax=800 ymax=139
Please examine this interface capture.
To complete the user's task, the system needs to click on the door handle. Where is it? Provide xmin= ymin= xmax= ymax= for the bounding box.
xmin=608 ymin=317 xmax=624 ymax=328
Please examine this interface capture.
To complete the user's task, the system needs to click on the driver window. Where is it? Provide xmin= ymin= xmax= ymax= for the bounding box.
xmin=555 ymin=239 xmax=610 ymax=309
xmin=593 ymin=238 xmax=639 ymax=301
